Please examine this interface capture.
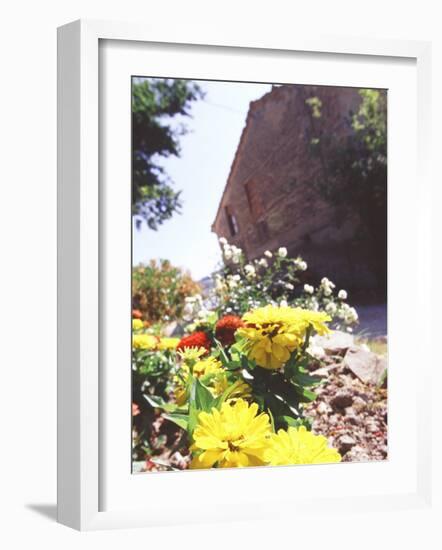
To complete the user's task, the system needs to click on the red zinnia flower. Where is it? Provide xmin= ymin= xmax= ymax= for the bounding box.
xmin=176 ymin=331 xmax=211 ymax=354
xmin=132 ymin=309 xmax=143 ymax=319
xmin=215 ymin=315 xmax=244 ymax=346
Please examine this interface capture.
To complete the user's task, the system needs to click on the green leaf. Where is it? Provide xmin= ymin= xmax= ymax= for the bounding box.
xmin=241 ymin=354 xmax=255 ymax=370
xmin=294 ymin=386 xmax=317 ymax=402
xmin=213 ymin=338 xmax=231 ymax=367
xmin=231 ymin=337 xmax=248 ymax=354
xmin=144 ymin=394 xmax=178 ymax=413
xmin=278 ymin=415 xmax=312 ymax=430
xmin=162 ymin=413 xmax=189 ymax=431
xmin=187 ymin=403 xmax=200 ymax=440
xmin=194 ymin=378 xmax=216 ymax=412
xmin=292 ymin=370 xmax=321 ymax=387
xmin=213 ymin=379 xmax=246 ymax=408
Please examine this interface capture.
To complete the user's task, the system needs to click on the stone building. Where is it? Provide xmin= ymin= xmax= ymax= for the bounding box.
xmin=211 ymin=84 xmax=382 ymax=292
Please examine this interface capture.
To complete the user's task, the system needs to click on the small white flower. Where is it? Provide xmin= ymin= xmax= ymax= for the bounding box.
xmin=244 ymin=264 xmax=256 ymax=278
xmin=304 ymin=284 xmax=314 ymax=294
xmin=258 ymin=258 xmax=268 ymax=267
xmin=346 ymin=327 xmax=353 ymax=333
xmin=264 ymin=250 xmax=272 ymax=258
xmin=219 ymin=237 xmax=227 ymax=245
xmin=285 ymin=283 xmax=294 ymax=290
xmin=279 ymin=299 xmax=288 ymax=307
xmin=321 ymin=277 xmax=335 ymax=289
xmin=323 ymin=287 xmax=332 ymax=297
xmin=278 ymin=247 xmax=288 ymax=258
xmin=232 ymin=274 xmax=241 ymax=282
xmin=344 ymin=306 xmax=358 ymax=324
xmin=224 ymin=249 xmax=232 ymax=260
xmin=229 ymin=245 xmax=242 ymax=264
xmin=338 ymin=289 xmax=348 ymax=300
xmin=294 ymin=258 xmax=307 ymax=270
xmin=325 ymin=302 xmax=337 ymax=314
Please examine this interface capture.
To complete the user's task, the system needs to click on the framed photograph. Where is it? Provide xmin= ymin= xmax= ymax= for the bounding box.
xmin=57 ymin=19 xmax=433 ymax=530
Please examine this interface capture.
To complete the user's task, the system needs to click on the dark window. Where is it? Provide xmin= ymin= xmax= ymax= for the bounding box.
xmin=257 ymin=220 xmax=270 ymax=242
xmin=225 ymin=206 xmax=239 ymax=237
xmin=245 ymin=180 xmax=264 ymax=220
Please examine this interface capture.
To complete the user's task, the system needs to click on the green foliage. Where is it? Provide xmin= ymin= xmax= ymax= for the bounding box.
xmin=132 ymin=346 xmax=178 ymax=461
xmin=147 ymin=319 xmax=326 ymax=442
xmin=352 ymin=89 xmax=387 ymax=152
xmin=132 ymin=78 xmax=204 ymax=229
xmin=132 ymin=259 xmax=201 ymax=324
xmin=306 ymin=88 xmax=387 ymax=290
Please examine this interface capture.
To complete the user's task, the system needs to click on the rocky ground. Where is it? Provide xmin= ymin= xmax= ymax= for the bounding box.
xmin=305 ymin=331 xmax=388 ymax=462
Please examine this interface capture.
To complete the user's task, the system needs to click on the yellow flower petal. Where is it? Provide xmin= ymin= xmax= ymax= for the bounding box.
xmin=265 ymin=426 xmax=341 ymax=465
xmin=240 ymin=305 xmax=331 ymax=369
xmin=191 ymin=399 xmax=272 ymax=469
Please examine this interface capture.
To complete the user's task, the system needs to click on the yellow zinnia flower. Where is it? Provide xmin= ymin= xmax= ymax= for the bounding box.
xmin=132 ymin=318 xmax=144 ymax=331
xmin=157 ymin=337 xmax=180 ymax=351
xmin=132 ymin=333 xmax=158 ymax=350
xmin=265 ymin=426 xmax=341 ymax=466
xmin=174 ymin=356 xmax=251 ymax=405
xmin=177 ymin=346 xmax=207 ymax=363
xmin=174 ymin=357 xmax=225 ymax=405
xmin=190 ymin=399 xmax=271 ymax=469
xmin=237 ymin=305 xmax=331 ymax=369
xmin=193 ymin=357 xmax=223 ymax=378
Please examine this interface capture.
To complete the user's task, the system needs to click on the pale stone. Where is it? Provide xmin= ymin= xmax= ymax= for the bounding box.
xmin=312 ymin=331 xmax=355 ymax=354
xmin=343 ymin=346 xmax=387 ymax=385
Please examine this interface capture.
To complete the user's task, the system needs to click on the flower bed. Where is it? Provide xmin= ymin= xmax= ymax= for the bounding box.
xmin=131 ymin=242 xmax=384 ymax=472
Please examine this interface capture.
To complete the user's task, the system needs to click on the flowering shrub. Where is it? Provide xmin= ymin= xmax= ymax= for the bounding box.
xmin=132 ymin=259 xmax=201 ymax=323
xmin=208 ymin=239 xmax=358 ymax=332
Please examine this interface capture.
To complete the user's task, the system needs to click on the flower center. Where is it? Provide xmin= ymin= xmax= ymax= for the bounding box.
xmin=226 ymin=434 xmax=245 ymax=452
xmin=260 ymin=323 xmax=282 ymax=339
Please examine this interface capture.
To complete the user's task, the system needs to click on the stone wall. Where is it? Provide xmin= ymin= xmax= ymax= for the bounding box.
xmin=212 ymin=84 xmax=381 ymax=291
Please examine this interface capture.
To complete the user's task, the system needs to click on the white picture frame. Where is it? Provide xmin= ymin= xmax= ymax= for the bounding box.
xmin=57 ymin=19 xmax=433 ymax=531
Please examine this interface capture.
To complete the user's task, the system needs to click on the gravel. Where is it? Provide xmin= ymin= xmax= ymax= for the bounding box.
xmin=304 ymin=353 xmax=388 ymax=462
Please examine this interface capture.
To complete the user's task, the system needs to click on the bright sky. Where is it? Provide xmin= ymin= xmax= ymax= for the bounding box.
xmin=132 ymin=79 xmax=272 ymax=280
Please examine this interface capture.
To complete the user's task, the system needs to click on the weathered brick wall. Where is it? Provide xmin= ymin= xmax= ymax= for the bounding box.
xmin=212 ymin=84 xmax=380 ymax=290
